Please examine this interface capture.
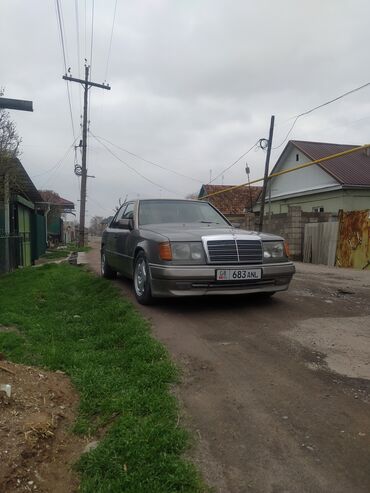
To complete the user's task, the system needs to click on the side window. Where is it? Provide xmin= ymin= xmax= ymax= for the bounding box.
xmin=122 ymin=202 xmax=134 ymax=219
xmin=110 ymin=206 xmax=124 ymax=226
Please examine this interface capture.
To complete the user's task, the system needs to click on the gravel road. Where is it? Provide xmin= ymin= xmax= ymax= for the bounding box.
xmin=87 ymin=239 xmax=370 ymax=493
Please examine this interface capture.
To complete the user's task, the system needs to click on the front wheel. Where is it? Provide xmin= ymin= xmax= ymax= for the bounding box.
xmin=133 ymin=252 xmax=153 ymax=305
xmin=101 ymin=251 xmax=117 ymax=279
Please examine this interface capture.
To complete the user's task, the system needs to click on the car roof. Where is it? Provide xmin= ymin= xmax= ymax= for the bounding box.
xmin=138 ymin=198 xmax=203 ymax=203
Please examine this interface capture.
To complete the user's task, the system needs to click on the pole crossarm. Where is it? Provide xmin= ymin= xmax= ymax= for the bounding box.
xmin=0 ymin=97 xmax=33 ymax=112
xmin=62 ymin=75 xmax=111 ymax=90
xmin=199 ymin=143 xmax=370 ymax=201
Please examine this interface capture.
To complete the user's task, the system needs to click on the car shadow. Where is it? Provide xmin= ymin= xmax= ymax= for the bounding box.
xmin=114 ymin=274 xmax=283 ymax=314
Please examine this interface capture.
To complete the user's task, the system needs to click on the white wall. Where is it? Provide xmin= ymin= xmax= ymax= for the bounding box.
xmin=268 ymin=146 xmax=338 ymax=199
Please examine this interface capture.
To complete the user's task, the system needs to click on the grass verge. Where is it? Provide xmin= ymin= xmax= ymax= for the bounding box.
xmin=41 ymin=243 xmax=91 ymax=260
xmin=0 ymin=264 xmax=205 ymax=493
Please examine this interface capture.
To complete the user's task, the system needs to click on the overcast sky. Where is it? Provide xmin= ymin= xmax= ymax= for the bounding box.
xmin=2 ymin=0 xmax=370 ymax=222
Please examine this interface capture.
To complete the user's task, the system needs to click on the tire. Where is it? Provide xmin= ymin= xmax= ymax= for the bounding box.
xmin=258 ymin=291 xmax=276 ymax=298
xmin=133 ymin=252 xmax=153 ymax=305
xmin=101 ymin=251 xmax=117 ymax=279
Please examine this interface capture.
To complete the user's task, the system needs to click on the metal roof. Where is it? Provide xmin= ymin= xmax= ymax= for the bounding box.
xmin=199 ymin=184 xmax=262 ymax=215
xmin=0 ymin=157 xmax=42 ymax=203
xmin=290 ymin=140 xmax=370 ymax=187
xmin=38 ymin=190 xmax=74 ymax=209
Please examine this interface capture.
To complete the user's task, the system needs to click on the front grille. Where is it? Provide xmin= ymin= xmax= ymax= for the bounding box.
xmin=205 ymin=236 xmax=262 ymax=264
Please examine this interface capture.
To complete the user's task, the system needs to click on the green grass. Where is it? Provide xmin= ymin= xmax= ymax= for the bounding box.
xmin=0 ymin=264 xmax=206 ymax=493
xmin=42 ymin=243 xmax=91 ymax=260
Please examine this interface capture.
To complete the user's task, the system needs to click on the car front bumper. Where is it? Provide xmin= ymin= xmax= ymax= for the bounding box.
xmin=149 ymin=261 xmax=295 ymax=297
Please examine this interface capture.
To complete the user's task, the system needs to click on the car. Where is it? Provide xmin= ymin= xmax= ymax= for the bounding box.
xmin=101 ymin=198 xmax=295 ymax=304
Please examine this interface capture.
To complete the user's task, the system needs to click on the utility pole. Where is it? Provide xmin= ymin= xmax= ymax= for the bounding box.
xmin=258 ymin=115 xmax=275 ymax=232
xmin=63 ymin=65 xmax=111 ymax=246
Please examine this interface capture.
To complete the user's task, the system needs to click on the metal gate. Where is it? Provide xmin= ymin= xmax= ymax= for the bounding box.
xmin=303 ymin=222 xmax=339 ymax=266
xmin=17 ymin=204 xmax=32 ymax=267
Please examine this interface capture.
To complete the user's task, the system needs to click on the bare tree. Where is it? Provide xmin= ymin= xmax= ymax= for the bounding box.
xmin=0 ymin=88 xmax=22 ymax=159
xmin=186 ymin=192 xmax=199 ymax=200
xmin=89 ymin=216 xmax=105 ymax=236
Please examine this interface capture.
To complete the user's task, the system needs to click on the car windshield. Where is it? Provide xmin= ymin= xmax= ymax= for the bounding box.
xmin=138 ymin=200 xmax=229 ymax=226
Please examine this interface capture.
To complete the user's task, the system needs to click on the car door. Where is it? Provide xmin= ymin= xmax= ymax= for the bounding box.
xmin=114 ymin=202 xmax=135 ymax=275
xmin=104 ymin=204 xmax=128 ymax=271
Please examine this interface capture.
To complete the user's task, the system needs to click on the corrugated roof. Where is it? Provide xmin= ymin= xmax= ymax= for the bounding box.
xmin=290 ymin=140 xmax=370 ymax=187
xmin=199 ymin=184 xmax=262 ymax=215
xmin=39 ymin=190 xmax=75 ymax=209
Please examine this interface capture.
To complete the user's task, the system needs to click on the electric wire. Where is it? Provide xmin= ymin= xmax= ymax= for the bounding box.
xmin=31 ymin=138 xmax=79 ymax=179
xmin=104 ymin=0 xmax=118 ymax=81
xmin=208 ymin=140 xmax=260 ymax=185
xmin=273 ymin=81 xmax=370 ymax=149
xmin=55 ymin=0 xmax=76 ymax=138
xmin=74 ymin=0 xmax=82 ymax=115
xmin=89 ymin=0 xmax=95 ymax=73
xmin=200 ymin=143 xmax=370 ymax=200
xmin=55 ymin=0 xmax=76 ymax=140
xmin=87 ymin=194 xmax=113 ymax=213
xmin=94 ymin=134 xmax=204 ymax=183
xmin=38 ymin=142 xmax=79 ymax=189
xmin=89 ymin=132 xmax=183 ymax=196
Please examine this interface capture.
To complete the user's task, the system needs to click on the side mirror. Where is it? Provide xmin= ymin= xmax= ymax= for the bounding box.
xmin=116 ymin=218 xmax=132 ymax=230
xmin=231 ymin=222 xmax=241 ymax=229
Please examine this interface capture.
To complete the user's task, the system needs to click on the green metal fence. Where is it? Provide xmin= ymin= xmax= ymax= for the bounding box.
xmin=0 ymin=236 xmax=22 ymax=274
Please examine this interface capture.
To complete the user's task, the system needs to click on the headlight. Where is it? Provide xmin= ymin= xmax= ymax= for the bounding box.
xmin=263 ymin=241 xmax=286 ymax=261
xmin=171 ymin=242 xmax=205 ymax=262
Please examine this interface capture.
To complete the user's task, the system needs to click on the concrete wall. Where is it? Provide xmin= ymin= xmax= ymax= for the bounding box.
xmin=236 ymin=207 xmax=336 ymax=260
xmin=262 ymin=207 xmax=336 ymax=259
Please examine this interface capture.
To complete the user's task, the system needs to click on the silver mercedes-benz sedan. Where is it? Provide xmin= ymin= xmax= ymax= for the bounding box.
xmin=101 ymin=199 xmax=295 ymax=304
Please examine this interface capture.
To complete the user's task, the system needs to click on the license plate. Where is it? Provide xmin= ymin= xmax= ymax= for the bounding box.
xmin=216 ymin=269 xmax=262 ymax=281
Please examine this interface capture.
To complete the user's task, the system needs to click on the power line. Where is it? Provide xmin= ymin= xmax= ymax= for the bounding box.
xmin=200 ymin=142 xmax=370 ymax=201
xmin=55 ymin=0 xmax=76 ymax=140
xmin=273 ymin=81 xmax=370 ymax=149
xmin=208 ymin=140 xmax=260 ymax=185
xmin=272 ymin=116 xmax=299 ymax=150
xmin=87 ymin=194 xmax=113 ymax=213
xmin=104 ymin=0 xmax=118 ymax=82
xmin=84 ymin=0 xmax=87 ymax=59
xmin=89 ymin=0 xmax=95 ymax=73
xmin=89 ymin=131 xmax=183 ymax=197
xmin=94 ymin=134 xmax=204 ymax=183
xmin=74 ymin=0 xmax=82 ymax=115
xmin=31 ymin=139 xmax=79 ymax=179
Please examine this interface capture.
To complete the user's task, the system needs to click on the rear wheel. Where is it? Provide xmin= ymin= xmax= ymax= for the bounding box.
xmin=134 ymin=252 xmax=153 ymax=305
xmin=101 ymin=251 xmax=117 ymax=279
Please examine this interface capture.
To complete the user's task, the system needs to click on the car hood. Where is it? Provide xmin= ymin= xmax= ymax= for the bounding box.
xmin=141 ymin=223 xmax=283 ymax=241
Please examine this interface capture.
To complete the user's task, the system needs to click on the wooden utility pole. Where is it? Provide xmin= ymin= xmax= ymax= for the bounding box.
xmin=63 ymin=65 xmax=111 ymax=246
xmin=258 ymin=115 xmax=275 ymax=232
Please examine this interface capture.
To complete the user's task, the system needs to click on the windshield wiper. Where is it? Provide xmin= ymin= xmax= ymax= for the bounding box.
xmin=198 ymin=221 xmax=220 ymax=224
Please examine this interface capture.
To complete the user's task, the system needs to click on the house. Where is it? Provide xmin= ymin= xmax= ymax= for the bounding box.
xmin=0 ymin=157 xmax=46 ymax=273
xmin=198 ymin=184 xmax=262 ymax=220
xmin=38 ymin=190 xmax=75 ymax=246
xmin=264 ymin=140 xmax=370 ymax=214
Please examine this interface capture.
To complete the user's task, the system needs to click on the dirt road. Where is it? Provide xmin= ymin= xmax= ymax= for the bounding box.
xmin=87 ymin=239 xmax=370 ymax=493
